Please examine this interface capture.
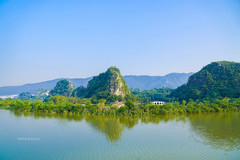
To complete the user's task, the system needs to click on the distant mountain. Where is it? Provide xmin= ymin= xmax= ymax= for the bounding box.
xmin=170 ymin=61 xmax=240 ymax=100
xmin=0 ymin=73 xmax=193 ymax=96
xmin=124 ymin=73 xmax=194 ymax=90
xmin=0 ymin=78 xmax=91 ymax=96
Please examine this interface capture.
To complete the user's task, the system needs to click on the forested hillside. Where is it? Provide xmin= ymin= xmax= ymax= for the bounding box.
xmin=171 ymin=61 xmax=240 ymax=101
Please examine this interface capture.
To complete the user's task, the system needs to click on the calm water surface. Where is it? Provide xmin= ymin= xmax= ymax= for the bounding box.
xmin=0 ymin=110 xmax=239 ymax=160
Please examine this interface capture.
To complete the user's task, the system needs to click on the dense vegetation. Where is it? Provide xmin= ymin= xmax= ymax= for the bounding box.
xmin=49 ymin=79 xmax=74 ymax=97
xmin=35 ymin=88 xmax=49 ymax=100
xmin=17 ymin=67 xmax=136 ymax=103
xmin=18 ymin=88 xmax=49 ymax=101
xmin=73 ymin=66 xmax=131 ymax=102
xmin=18 ymin=92 xmax=33 ymax=100
xmin=1 ymin=96 xmax=239 ymax=116
xmin=131 ymin=88 xmax=173 ymax=103
xmin=171 ymin=61 xmax=240 ymax=101
xmin=2 ymin=62 xmax=240 ymax=116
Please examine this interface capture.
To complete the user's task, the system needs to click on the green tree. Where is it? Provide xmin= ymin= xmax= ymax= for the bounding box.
xmin=125 ymin=100 xmax=135 ymax=111
xmin=19 ymin=92 xmax=32 ymax=100
xmin=49 ymin=79 xmax=74 ymax=97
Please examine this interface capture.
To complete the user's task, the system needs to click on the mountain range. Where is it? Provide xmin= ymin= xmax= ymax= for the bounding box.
xmin=0 ymin=73 xmax=193 ymax=96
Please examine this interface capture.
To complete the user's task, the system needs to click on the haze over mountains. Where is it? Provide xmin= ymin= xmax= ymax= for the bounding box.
xmin=0 ymin=73 xmax=193 ymax=96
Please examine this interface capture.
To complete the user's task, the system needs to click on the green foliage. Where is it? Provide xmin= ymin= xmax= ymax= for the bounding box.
xmin=124 ymin=93 xmax=137 ymax=101
xmin=48 ymin=95 xmax=68 ymax=104
xmin=131 ymin=88 xmax=173 ymax=103
xmin=171 ymin=61 xmax=240 ymax=101
xmin=107 ymin=94 xmax=118 ymax=102
xmin=18 ymin=92 xmax=32 ymax=100
xmin=35 ymin=88 xmax=49 ymax=100
xmin=72 ymin=86 xmax=87 ymax=98
xmin=7 ymin=62 xmax=240 ymax=116
xmin=86 ymin=66 xmax=130 ymax=97
xmin=125 ymin=100 xmax=135 ymax=111
xmin=5 ymin=96 xmax=239 ymax=116
xmin=49 ymin=79 xmax=74 ymax=97
xmin=39 ymin=67 xmax=137 ymax=104
xmin=73 ymin=66 xmax=131 ymax=103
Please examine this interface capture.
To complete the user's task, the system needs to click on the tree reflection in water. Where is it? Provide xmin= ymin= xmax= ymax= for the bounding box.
xmin=12 ymin=111 xmax=240 ymax=149
xmin=188 ymin=112 xmax=240 ymax=152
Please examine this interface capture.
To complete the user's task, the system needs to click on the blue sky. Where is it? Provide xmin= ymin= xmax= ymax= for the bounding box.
xmin=0 ymin=0 xmax=240 ymax=87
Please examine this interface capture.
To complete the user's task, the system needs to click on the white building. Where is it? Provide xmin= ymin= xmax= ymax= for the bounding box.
xmin=152 ymin=101 xmax=165 ymax=105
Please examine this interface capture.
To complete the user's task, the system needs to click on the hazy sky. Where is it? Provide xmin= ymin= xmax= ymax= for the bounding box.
xmin=1 ymin=0 xmax=240 ymax=87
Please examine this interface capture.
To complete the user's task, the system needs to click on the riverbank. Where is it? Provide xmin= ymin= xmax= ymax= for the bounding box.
xmin=1 ymin=97 xmax=239 ymax=116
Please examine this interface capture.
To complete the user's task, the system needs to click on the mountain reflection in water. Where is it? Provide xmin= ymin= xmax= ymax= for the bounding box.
xmin=11 ymin=111 xmax=240 ymax=151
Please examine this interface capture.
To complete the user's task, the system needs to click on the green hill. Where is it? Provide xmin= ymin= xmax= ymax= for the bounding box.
xmin=170 ymin=61 xmax=240 ymax=101
xmin=74 ymin=66 xmax=130 ymax=100
xmin=49 ymin=79 xmax=74 ymax=97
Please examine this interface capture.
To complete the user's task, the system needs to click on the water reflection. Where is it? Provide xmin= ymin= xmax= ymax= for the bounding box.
xmin=84 ymin=116 xmax=124 ymax=142
xmin=11 ymin=111 xmax=240 ymax=150
xmin=188 ymin=113 xmax=240 ymax=152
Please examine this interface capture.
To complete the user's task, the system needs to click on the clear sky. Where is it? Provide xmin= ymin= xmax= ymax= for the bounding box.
xmin=1 ymin=0 xmax=240 ymax=87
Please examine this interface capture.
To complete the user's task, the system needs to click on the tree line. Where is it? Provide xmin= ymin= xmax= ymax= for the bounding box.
xmin=1 ymin=96 xmax=239 ymax=116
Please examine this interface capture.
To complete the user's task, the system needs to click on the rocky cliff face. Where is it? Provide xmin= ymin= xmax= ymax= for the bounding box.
xmin=85 ymin=66 xmax=130 ymax=97
xmin=108 ymin=67 xmax=130 ymax=96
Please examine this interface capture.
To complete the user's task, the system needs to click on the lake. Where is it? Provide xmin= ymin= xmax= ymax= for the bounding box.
xmin=0 ymin=110 xmax=239 ymax=160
